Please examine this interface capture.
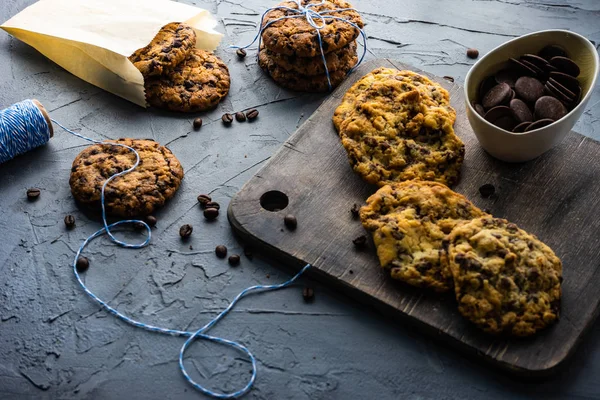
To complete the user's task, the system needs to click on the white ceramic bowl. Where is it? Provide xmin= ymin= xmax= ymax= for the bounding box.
xmin=464 ymin=30 xmax=599 ymax=162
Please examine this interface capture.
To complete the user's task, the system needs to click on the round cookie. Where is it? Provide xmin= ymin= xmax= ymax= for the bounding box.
xmin=261 ymin=0 xmax=364 ymax=57
xmin=263 ymin=41 xmax=357 ymax=76
xmin=333 ymin=68 xmax=463 ymax=187
xmin=69 ymin=139 xmax=184 ymax=217
xmin=145 ymin=49 xmax=230 ymax=112
xmin=360 ymin=181 xmax=486 ymax=292
xmin=258 ymin=47 xmax=356 ymax=92
xmin=129 ymin=23 xmax=197 ymax=78
xmin=447 ymin=216 xmax=562 ymax=336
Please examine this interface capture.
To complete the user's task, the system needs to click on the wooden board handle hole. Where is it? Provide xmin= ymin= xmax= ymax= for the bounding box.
xmin=260 ymin=191 xmax=289 ymax=212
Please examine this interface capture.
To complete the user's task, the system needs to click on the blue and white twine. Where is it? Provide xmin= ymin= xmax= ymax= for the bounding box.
xmin=232 ymin=0 xmax=367 ymax=91
xmin=0 ymin=99 xmax=312 ymax=398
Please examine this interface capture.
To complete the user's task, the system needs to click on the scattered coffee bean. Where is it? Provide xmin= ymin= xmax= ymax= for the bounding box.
xmin=64 ymin=214 xmax=76 ymax=229
xmin=244 ymin=247 xmax=253 ymax=260
xmin=302 ymin=287 xmax=315 ymax=302
xmin=222 ymin=113 xmax=233 ymax=124
xmin=353 ymin=235 xmax=367 ymax=249
xmin=246 ymin=109 xmax=259 ymax=120
xmin=236 ymin=48 xmax=247 ymax=58
xmin=467 ymin=48 xmax=479 ymax=59
xmin=26 ymin=188 xmax=40 ymax=200
xmin=350 ymin=203 xmax=360 ymax=219
xmin=204 ymin=207 xmax=219 ymax=220
xmin=206 ymin=201 xmax=220 ymax=210
xmin=179 ymin=224 xmax=193 ymax=238
xmin=284 ymin=214 xmax=297 ymax=230
xmin=228 ymin=254 xmax=241 ymax=266
xmin=76 ymin=256 xmax=89 ymax=272
xmin=197 ymin=194 xmax=212 ymax=208
xmin=193 ymin=118 xmax=203 ymax=130
xmin=479 ymin=183 xmax=496 ymax=198
xmin=133 ymin=221 xmax=146 ymax=230
xmin=235 ymin=111 xmax=246 ymax=122
xmin=215 ymin=245 xmax=228 ymax=258
xmin=145 ymin=215 xmax=157 ymax=227
xmin=443 ymin=76 xmax=455 ymax=82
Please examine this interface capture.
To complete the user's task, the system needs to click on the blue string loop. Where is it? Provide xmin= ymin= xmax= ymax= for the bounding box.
xmin=232 ymin=0 xmax=368 ymax=91
xmin=0 ymin=99 xmax=312 ymax=399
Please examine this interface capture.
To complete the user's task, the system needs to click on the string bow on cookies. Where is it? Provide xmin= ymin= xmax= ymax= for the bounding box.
xmin=233 ymin=0 xmax=367 ymax=90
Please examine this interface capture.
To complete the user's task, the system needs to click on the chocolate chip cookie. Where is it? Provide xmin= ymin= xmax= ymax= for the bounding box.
xmin=69 ymin=139 xmax=184 ymax=217
xmin=129 ymin=22 xmax=197 ymax=78
xmin=263 ymin=41 xmax=357 ymax=76
xmin=334 ymin=68 xmax=464 ymax=187
xmin=447 ymin=216 xmax=562 ymax=336
xmin=258 ymin=46 xmax=356 ymax=92
xmin=261 ymin=0 xmax=364 ymax=57
xmin=360 ymin=181 xmax=486 ymax=292
xmin=145 ymin=49 xmax=230 ymax=112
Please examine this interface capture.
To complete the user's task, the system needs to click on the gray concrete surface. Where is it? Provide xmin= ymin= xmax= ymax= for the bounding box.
xmin=1 ymin=0 xmax=600 ymax=399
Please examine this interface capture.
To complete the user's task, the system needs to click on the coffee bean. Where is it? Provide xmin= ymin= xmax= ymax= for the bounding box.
xmin=467 ymin=48 xmax=479 ymax=59
xmin=512 ymin=121 xmax=531 ymax=133
xmin=525 ymin=118 xmax=554 ymax=132
xmin=350 ymin=204 xmax=360 ymax=218
xmin=26 ymin=188 xmax=40 ymax=200
xmin=482 ymin=83 xmax=511 ymax=109
xmin=197 ymin=194 xmax=212 ymax=208
xmin=302 ymin=287 xmax=315 ymax=302
xmin=206 ymin=201 xmax=220 ymax=210
xmin=534 ymin=96 xmax=567 ymax=121
xmin=246 ymin=109 xmax=259 ymax=120
xmin=550 ymin=56 xmax=580 ymax=77
xmin=479 ymin=183 xmax=495 ymax=198
xmin=204 ymin=208 xmax=219 ymax=220
xmin=236 ymin=48 xmax=247 ymax=58
xmin=145 ymin=215 xmax=157 ymax=227
xmin=215 ymin=245 xmax=228 ymax=258
xmin=179 ymin=224 xmax=193 ymax=238
xmin=235 ymin=111 xmax=246 ymax=122
xmin=222 ymin=113 xmax=233 ymax=124
xmin=538 ymin=44 xmax=568 ymax=61
xmin=76 ymin=256 xmax=89 ymax=272
xmin=193 ymin=118 xmax=203 ymax=130
xmin=353 ymin=235 xmax=367 ymax=249
xmin=133 ymin=221 xmax=146 ymax=231
xmin=64 ymin=214 xmax=76 ymax=229
xmin=228 ymin=254 xmax=241 ymax=266
xmin=509 ymin=99 xmax=533 ymax=123
xmin=443 ymin=76 xmax=455 ymax=82
xmin=495 ymin=68 xmax=519 ymax=88
xmin=244 ymin=247 xmax=253 ymax=260
xmin=515 ymin=76 xmax=544 ymax=104
xmin=284 ymin=214 xmax=297 ymax=230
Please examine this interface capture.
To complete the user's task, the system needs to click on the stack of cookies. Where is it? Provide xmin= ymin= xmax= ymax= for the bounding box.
xmin=129 ymin=22 xmax=230 ymax=113
xmin=258 ymin=0 xmax=364 ymax=92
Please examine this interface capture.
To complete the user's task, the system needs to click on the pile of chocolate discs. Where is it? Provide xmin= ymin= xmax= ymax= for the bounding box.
xmin=473 ymin=44 xmax=583 ymax=133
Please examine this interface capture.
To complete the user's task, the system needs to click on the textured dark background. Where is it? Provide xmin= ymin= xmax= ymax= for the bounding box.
xmin=1 ymin=0 xmax=599 ymax=399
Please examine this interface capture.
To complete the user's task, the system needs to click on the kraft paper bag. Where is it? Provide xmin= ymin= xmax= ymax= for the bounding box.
xmin=1 ymin=0 xmax=223 ymax=107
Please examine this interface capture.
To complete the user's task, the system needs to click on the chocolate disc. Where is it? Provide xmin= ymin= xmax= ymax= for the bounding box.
xmin=495 ymin=68 xmax=520 ymax=88
xmin=545 ymin=81 xmax=574 ymax=103
xmin=512 ymin=121 xmax=531 ymax=133
xmin=525 ymin=118 xmax=554 ymax=132
xmin=520 ymin=59 xmax=545 ymax=77
xmin=515 ymin=76 xmax=545 ymax=103
xmin=548 ymin=77 xmax=576 ymax=99
xmin=494 ymin=115 xmax=518 ymax=131
xmin=521 ymin=54 xmax=551 ymax=70
xmin=509 ymin=57 xmax=537 ymax=76
xmin=509 ymin=98 xmax=533 ymax=123
xmin=482 ymin=82 xmax=512 ymax=109
xmin=484 ymin=105 xmax=512 ymax=123
xmin=538 ymin=44 xmax=568 ymax=61
xmin=534 ymin=96 xmax=568 ymax=121
xmin=549 ymin=71 xmax=581 ymax=93
xmin=550 ymin=56 xmax=580 ymax=77
xmin=479 ymin=76 xmax=498 ymax=102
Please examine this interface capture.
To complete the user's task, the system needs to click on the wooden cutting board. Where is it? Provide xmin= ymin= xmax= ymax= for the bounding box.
xmin=227 ymin=59 xmax=600 ymax=375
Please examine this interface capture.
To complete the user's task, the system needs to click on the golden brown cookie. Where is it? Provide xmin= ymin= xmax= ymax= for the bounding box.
xmin=360 ymin=181 xmax=486 ymax=292
xmin=261 ymin=0 xmax=363 ymax=57
xmin=129 ymin=22 xmax=197 ymax=78
xmin=259 ymin=46 xmax=357 ymax=92
xmin=69 ymin=139 xmax=184 ymax=217
xmin=144 ymin=49 xmax=230 ymax=112
xmin=333 ymin=68 xmax=463 ymax=187
xmin=447 ymin=216 xmax=562 ymax=336
xmin=263 ymin=41 xmax=357 ymax=76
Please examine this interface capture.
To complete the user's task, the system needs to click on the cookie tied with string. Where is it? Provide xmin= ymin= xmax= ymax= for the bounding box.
xmin=261 ymin=0 xmax=364 ymax=57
